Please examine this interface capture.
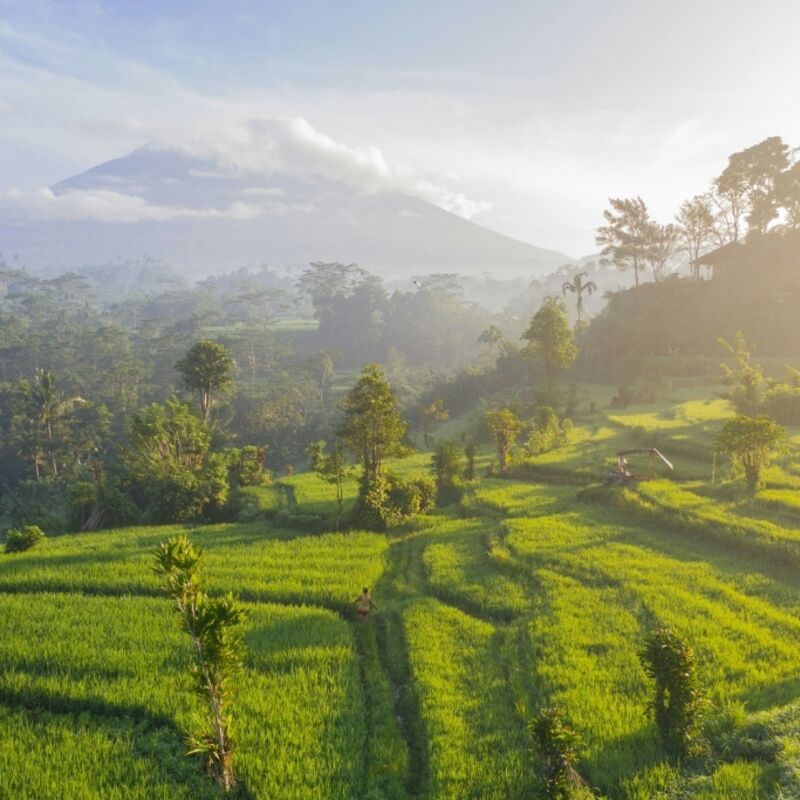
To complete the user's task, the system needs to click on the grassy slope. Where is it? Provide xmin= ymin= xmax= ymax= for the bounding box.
xmin=3 ymin=385 xmax=800 ymax=798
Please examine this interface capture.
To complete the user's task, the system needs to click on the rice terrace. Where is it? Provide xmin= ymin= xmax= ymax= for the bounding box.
xmin=3 ymin=3 xmax=800 ymax=799
xmin=4 ymin=377 xmax=800 ymax=799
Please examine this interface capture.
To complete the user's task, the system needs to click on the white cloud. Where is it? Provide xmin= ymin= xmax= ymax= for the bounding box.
xmin=177 ymin=116 xmax=492 ymax=219
xmin=2 ymin=187 xmax=263 ymax=223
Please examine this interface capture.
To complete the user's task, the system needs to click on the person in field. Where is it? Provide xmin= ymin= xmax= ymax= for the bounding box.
xmin=354 ymin=587 xmax=377 ymax=621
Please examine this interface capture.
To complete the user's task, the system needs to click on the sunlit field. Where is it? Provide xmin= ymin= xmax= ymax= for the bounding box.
xmin=4 ymin=386 xmax=800 ymax=799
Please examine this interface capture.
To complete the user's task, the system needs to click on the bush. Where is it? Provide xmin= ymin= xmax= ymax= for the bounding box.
xmin=610 ymin=378 xmax=672 ymax=408
xmin=525 ymin=407 xmax=571 ymax=456
xmin=228 ymin=445 xmax=272 ymax=487
xmin=640 ymin=627 xmax=706 ymax=759
xmin=530 ymin=707 xmax=584 ymax=799
xmin=351 ymin=471 xmax=435 ymax=531
xmin=4 ymin=525 xmax=45 ymax=554
xmin=431 ymin=440 xmax=464 ymax=505
xmin=762 ymin=383 xmax=800 ymax=425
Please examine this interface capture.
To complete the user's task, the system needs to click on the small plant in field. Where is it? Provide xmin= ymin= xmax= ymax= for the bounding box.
xmin=431 ymin=440 xmax=463 ymax=504
xmin=715 ymin=414 xmax=786 ymax=492
xmin=530 ymin=707 xmax=584 ymax=799
xmin=154 ymin=534 xmax=247 ymax=793
xmin=3 ymin=525 xmax=45 ymax=553
xmin=639 ymin=627 xmax=705 ymax=760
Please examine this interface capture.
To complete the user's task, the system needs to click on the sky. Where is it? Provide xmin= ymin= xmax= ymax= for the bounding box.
xmin=1 ymin=0 xmax=800 ymax=257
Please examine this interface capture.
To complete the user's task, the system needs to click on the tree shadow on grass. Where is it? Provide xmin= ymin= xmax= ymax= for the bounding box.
xmin=0 ymin=688 xmax=255 ymax=799
xmin=736 ymin=674 xmax=800 ymax=713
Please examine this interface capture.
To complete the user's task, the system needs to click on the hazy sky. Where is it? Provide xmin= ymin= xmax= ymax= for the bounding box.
xmin=2 ymin=0 xmax=800 ymax=256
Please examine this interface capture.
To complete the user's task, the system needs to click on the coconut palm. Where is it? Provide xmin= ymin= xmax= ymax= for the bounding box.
xmin=478 ymin=325 xmax=505 ymax=369
xmin=17 ymin=368 xmax=84 ymax=478
xmin=561 ymin=271 xmax=597 ymax=328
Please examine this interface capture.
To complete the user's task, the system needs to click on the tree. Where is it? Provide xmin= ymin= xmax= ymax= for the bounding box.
xmin=521 ymin=300 xmax=578 ymax=393
xmin=676 ymin=195 xmax=717 ymax=279
xmin=478 ymin=325 xmax=505 ymax=368
xmin=338 ymin=364 xmax=406 ymax=485
xmin=713 ymin=136 xmax=790 ymax=238
xmin=431 ymin=440 xmax=464 ymax=504
xmin=307 ymin=440 xmax=350 ymax=530
xmin=155 ymin=535 xmax=246 ymax=792
xmin=561 ymin=272 xmax=597 ymax=328
xmin=12 ymin=368 xmax=84 ymax=479
xmin=485 ymin=408 xmax=524 ymax=474
xmin=176 ymin=340 xmax=234 ymax=423
xmin=716 ymin=414 xmax=785 ymax=492
xmin=596 ymin=196 xmax=651 ymax=287
xmin=640 ymin=628 xmax=705 ymax=760
xmin=419 ymin=398 xmax=449 ymax=448
xmin=774 ymin=159 xmax=800 ymax=230
xmin=643 ymin=222 xmax=679 ymax=282
xmin=125 ymin=400 xmax=229 ymax=521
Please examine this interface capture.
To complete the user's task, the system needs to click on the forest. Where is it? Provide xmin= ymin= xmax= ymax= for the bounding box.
xmin=2 ymin=134 xmax=800 ymax=800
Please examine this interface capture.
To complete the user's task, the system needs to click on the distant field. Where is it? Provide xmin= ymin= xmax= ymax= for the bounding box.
xmin=4 ymin=386 xmax=800 ymax=798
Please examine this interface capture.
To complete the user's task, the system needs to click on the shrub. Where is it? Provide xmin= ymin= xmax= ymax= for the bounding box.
xmin=4 ymin=525 xmax=45 ymax=554
xmin=715 ymin=415 xmax=786 ymax=492
xmin=431 ymin=440 xmax=464 ymax=505
xmin=639 ymin=627 xmax=706 ymax=759
xmin=530 ymin=707 xmax=584 ymax=799
xmin=525 ymin=406 xmax=571 ymax=456
xmin=762 ymin=383 xmax=800 ymax=425
xmin=351 ymin=471 xmax=435 ymax=530
xmin=228 ymin=445 xmax=271 ymax=487
xmin=464 ymin=443 xmax=477 ymax=480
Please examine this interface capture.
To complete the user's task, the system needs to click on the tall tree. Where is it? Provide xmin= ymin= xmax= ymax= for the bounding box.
xmin=12 ymin=368 xmax=84 ymax=479
xmin=596 ymin=196 xmax=651 ymax=287
xmin=643 ymin=222 xmax=679 ymax=282
xmin=521 ymin=299 xmax=578 ymax=393
xmin=176 ymin=340 xmax=234 ymax=423
xmin=338 ymin=364 xmax=406 ymax=483
xmin=713 ymin=136 xmax=790 ymax=239
xmin=561 ymin=272 xmax=597 ymax=328
xmin=478 ymin=324 xmax=505 ymax=368
xmin=676 ymin=195 xmax=717 ymax=279
xmin=774 ymin=159 xmax=800 ymax=231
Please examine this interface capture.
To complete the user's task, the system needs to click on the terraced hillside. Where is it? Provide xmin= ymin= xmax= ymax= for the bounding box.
xmin=3 ymin=390 xmax=800 ymax=799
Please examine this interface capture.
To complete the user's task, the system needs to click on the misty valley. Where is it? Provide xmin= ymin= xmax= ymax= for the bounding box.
xmin=2 ymin=5 xmax=800 ymax=799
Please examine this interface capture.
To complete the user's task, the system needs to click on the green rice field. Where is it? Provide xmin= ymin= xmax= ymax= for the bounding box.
xmin=4 ymin=388 xmax=800 ymax=798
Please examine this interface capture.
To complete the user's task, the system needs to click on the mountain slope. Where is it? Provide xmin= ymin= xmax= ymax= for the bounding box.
xmin=1 ymin=144 xmax=573 ymax=279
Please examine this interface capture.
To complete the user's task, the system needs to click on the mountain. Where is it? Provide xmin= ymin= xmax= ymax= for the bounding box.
xmin=0 ymin=144 xmax=573 ymax=279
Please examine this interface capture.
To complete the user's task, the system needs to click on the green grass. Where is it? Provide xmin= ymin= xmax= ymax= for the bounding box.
xmin=3 ymin=385 xmax=800 ymax=798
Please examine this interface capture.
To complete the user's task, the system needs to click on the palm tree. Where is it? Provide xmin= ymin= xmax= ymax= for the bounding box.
xmin=19 ymin=368 xmax=84 ymax=477
xmin=561 ymin=271 xmax=597 ymax=328
xmin=478 ymin=325 xmax=505 ymax=369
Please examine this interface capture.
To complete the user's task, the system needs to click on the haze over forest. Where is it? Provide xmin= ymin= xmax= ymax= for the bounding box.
xmin=3 ymin=3 xmax=800 ymax=800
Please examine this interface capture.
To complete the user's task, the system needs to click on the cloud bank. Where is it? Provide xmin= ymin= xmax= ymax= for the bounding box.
xmin=2 ymin=117 xmax=491 ymax=224
xmin=2 ymin=187 xmax=264 ymax=224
